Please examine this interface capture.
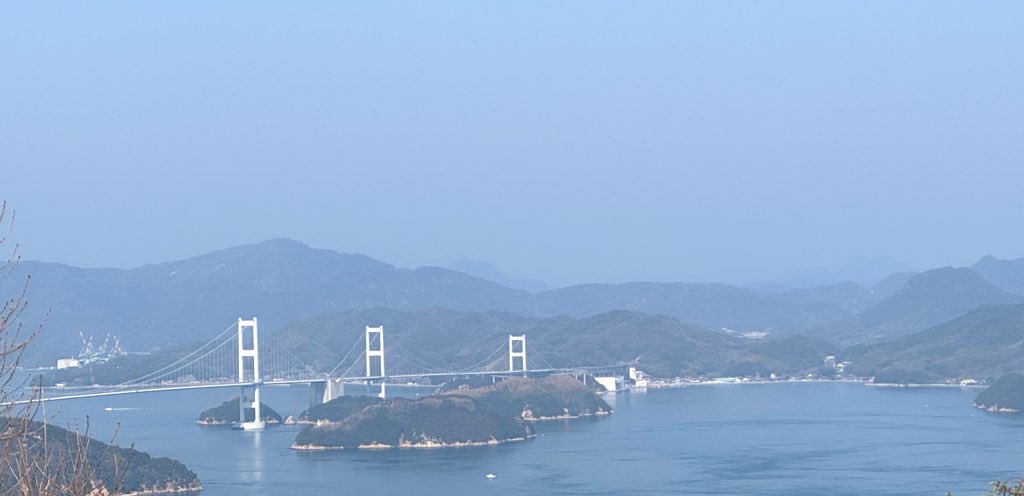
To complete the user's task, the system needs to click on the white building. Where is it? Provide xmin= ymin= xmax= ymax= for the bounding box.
xmin=628 ymin=367 xmax=649 ymax=388
xmin=57 ymin=358 xmax=81 ymax=369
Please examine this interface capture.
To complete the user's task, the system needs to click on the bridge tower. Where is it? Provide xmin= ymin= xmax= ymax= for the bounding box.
xmin=365 ymin=326 xmax=386 ymax=398
xmin=237 ymin=317 xmax=264 ymax=430
xmin=509 ymin=335 xmax=527 ymax=373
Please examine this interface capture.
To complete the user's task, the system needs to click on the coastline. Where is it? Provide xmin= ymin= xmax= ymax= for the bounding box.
xmin=119 ymin=482 xmax=202 ymax=496
xmin=974 ymin=403 xmax=1021 ymax=414
xmin=291 ymin=434 xmax=534 ymax=451
xmin=522 ymin=408 xmax=612 ymax=421
xmin=647 ymin=378 xmax=870 ymax=389
xmin=867 ymin=382 xmax=987 ymax=389
xmin=647 ymin=378 xmax=986 ymax=389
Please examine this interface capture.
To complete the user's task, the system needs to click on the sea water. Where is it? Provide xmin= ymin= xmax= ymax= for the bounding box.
xmin=37 ymin=382 xmax=1024 ymax=496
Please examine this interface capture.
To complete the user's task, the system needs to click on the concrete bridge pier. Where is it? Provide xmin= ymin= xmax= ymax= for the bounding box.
xmin=237 ymin=318 xmax=265 ymax=430
xmin=309 ymin=381 xmax=327 ymax=407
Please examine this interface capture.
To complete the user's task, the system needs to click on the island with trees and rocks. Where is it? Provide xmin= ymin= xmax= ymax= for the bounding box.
xmin=197 ymin=397 xmax=284 ymax=426
xmin=291 ymin=376 xmax=611 ymax=450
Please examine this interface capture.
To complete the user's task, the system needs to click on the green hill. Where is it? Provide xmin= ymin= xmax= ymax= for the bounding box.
xmin=0 ymin=419 xmax=200 ymax=494
xmin=843 ymin=304 xmax=1024 ymax=382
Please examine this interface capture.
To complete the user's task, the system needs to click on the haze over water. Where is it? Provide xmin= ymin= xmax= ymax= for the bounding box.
xmin=43 ymin=383 xmax=1024 ymax=496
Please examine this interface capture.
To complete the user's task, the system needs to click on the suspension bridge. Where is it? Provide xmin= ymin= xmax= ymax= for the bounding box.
xmin=11 ymin=318 xmax=621 ymax=430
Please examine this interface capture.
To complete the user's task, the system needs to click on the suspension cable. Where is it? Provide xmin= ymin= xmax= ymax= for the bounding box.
xmin=121 ymin=322 xmax=238 ymax=386
xmin=327 ymin=333 xmax=366 ymax=377
xmin=455 ymin=342 xmax=508 ymax=373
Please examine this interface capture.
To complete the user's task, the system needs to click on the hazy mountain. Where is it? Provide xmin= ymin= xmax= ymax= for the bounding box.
xmin=537 ymin=281 xmax=878 ymax=333
xmin=869 ymin=271 xmax=916 ymax=300
xmin=775 ymin=281 xmax=881 ymax=316
xmin=972 ymin=255 xmax=1024 ymax=296
xmin=760 ymin=257 xmax=916 ymax=289
xmin=820 ymin=268 xmax=1024 ymax=345
xmin=447 ymin=258 xmax=550 ymax=292
xmin=1 ymin=239 xmax=881 ymax=364
xmin=843 ymin=304 xmax=1024 ymax=382
xmin=274 ymin=308 xmax=837 ymax=378
xmin=2 ymin=239 xmax=532 ymax=363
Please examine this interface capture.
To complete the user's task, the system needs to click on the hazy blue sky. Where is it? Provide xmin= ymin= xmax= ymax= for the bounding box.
xmin=2 ymin=2 xmax=1022 ymax=286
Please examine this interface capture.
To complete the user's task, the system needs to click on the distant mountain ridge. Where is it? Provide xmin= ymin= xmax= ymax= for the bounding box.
xmin=3 ymin=239 xmax=533 ymax=361
xmin=537 ymin=280 xmax=879 ymax=333
xmin=762 ymin=257 xmax=917 ymax=289
xmin=7 ymin=238 xmax=1024 ymax=366
xmin=814 ymin=267 xmax=1023 ymax=345
xmin=972 ymin=255 xmax=1024 ymax=296
xmin=447 ymin=258 xmax=549 ymax=292
xmin=1 ymin=238 xmax=886 ymax=363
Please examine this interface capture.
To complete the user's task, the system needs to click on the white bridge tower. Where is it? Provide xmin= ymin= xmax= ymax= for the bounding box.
xmin=237 ymin=317 xmax=264 ymax=430
xmin=365 ymin=326 xmax=386 ymax=398
xmin=509 ymin=335 xmax=527 ymax=372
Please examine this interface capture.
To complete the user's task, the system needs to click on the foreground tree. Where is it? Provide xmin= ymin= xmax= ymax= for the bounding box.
xmin=0 ymin=201 xmax=129 ymax=495
xmin=988 ymin=480 xmax=1024 ymax=496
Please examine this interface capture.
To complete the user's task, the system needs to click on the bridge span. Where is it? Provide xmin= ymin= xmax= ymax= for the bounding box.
xmin=10 ymin=318 xmax=624 ymax=430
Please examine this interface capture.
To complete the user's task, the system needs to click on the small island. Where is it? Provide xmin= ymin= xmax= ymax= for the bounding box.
xmin=198 ymin=397 xmax=283 ymax=425
xmin=975 ymin=373 xmax=1024 ymax=413
xmin=292 ymin=375 xmax=611 ymax=450
xmin=1 ymin=419 xmax=201 ymax=495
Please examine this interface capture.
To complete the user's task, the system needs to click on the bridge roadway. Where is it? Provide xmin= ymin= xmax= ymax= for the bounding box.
xmin=8 ymin=365 xmax=623 ymax=405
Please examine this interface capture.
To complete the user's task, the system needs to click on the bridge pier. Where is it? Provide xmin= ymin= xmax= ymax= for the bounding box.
xmin=310 ymin=381 xmax=327 ymax=407
xmin=237 ymin=318 xmax=265 ymax=430
xmin=509 ymin=335 xmax=527 ymax=373
xmin=365 ymin=326 xmax=387 ymax=399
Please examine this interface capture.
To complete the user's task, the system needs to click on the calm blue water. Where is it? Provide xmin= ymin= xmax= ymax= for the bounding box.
xmin=38 ymin=382 xmax=1024 ymax=495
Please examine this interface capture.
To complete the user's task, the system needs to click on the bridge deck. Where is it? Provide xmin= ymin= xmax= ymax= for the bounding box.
xmin=7 ymin=365 xmax=623 ymax=405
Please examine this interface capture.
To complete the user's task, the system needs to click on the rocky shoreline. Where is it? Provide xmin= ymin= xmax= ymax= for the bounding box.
xmin=867 ymin=382 xmax=985 ymax=389
xmin=522 ymin=407 xmax=612 ymax=421
xmin=974 ymin=403 xmax=1020 ymax=413
xmin=292 ymin=434 xmax=534 ymax=451
xmin=119 ymin=481 xmax=202 ymax=496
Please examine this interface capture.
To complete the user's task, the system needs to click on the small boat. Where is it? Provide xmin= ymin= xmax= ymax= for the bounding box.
xmin=485 ymin=473 xmax=496 ymax=479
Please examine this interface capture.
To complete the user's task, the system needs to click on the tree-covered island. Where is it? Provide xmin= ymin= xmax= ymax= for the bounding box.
xmin=197 ymin=397 xmax=284 ymax=426
xmin=292 ymin=375 xmax=611 ymax=450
